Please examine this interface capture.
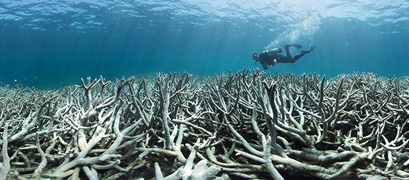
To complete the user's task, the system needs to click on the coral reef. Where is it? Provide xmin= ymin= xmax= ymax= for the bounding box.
xmin=1 ymin=69 xmax=409 ymax=180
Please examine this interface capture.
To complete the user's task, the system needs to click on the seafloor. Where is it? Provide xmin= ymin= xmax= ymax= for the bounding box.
xmin=0 ymin=69 xmax=408 ymax=180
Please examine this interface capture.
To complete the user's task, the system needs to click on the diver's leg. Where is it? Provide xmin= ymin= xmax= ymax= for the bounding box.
xmin=284 ymin=44 xmax=302 ymax=59
xmin=289 ymin=54 xmax=304 ymax=63
xmin=288 ymin=45 xmax=316 ymax=63
xmin=284 ymin=45 xmax=292 ymax=59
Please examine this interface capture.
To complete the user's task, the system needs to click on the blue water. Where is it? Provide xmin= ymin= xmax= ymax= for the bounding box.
xmin=1 ymin=0 xmax=408 ymax=89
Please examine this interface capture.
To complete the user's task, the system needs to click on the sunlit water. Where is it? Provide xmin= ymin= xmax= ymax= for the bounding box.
xmin=0 ymin=0 xmax=408 ymax=89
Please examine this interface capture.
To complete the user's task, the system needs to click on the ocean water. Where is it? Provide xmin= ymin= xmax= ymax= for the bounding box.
xmin=0 ymin=0 xmax=408 ymax=89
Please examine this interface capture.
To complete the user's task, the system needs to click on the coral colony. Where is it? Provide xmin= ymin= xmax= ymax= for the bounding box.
xmin=1 ymin=68 xmax=409 ymax=180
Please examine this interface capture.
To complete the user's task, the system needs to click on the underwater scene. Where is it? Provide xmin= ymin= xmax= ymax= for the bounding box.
xmin=1 ymin=0 xmax=409 ymax=179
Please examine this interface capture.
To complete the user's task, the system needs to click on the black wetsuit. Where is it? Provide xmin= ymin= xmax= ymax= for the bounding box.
xmin=256 ymin=44 xmax=316 ymax=69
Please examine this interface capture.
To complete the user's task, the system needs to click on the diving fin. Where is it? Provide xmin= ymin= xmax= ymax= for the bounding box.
xmin=287 ymin=44 xmax=302 ymax=49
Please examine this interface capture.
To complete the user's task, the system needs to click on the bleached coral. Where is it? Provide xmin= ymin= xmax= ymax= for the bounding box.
xmin=0 ymin=70 xmax=409 ymax=179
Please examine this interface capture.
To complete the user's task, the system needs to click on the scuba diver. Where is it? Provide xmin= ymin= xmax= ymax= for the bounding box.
xmin=252 ymin=44 xmax=316 ymax=70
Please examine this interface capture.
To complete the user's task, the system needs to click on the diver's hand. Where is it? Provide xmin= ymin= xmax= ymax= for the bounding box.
xmin=262 ymin=64 xmax=268 ymax=70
